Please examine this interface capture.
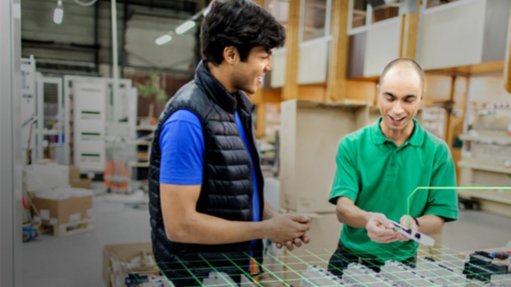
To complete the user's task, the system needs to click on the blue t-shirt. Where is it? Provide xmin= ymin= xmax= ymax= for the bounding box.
xmin=159 ymin=110 xmax=261 ymax=224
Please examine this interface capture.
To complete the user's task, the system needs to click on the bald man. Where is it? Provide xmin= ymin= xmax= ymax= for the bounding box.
xmin=327 ymin=58 xmax=458 ymax=276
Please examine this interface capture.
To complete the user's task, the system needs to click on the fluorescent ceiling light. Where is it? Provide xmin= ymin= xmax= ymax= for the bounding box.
xmin=53 ymin=0 xmax=64 ymax=24
xmin=155 ymin=34 xmax=172 ymax=45
xmin=175 ymin=20 xmax=196 ymax=35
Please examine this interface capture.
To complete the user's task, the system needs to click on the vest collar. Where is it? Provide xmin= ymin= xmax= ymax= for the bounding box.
xmin=195 ymin=60 xmax=253 ymax=114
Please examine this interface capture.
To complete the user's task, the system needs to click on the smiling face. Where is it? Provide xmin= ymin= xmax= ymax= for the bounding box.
xmin=231 ymin=46 xmax=272 ymax=94
xmin=378 ymin=64 xmax=423 ymax=136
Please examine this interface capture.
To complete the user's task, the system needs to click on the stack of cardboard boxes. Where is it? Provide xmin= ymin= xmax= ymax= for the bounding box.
xmin=25 ymin=163 xmax=93 ymax=236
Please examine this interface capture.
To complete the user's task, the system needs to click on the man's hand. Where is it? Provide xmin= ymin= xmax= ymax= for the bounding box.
xmin=366 ymin=213 xmax=401 ymax=243
xmin=395 ymin=215 xmax=419 ymax=241
xmin=266 ymin=214 xmax=310 ymax=249
xmin=275 ymin=234 xmax=310 ymax=251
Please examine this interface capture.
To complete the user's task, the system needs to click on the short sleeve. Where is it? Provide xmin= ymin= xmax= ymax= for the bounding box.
xmin=329 ymin=138 xmax=360 ymax=205
xmin=159 ymin=110 xmax=205 ymax=185
xmin=424 ymin=144 xmax=458 ymax=222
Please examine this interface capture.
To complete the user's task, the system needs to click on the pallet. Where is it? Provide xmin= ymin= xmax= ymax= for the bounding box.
xmin=41 ymin=219 xmax=92 ymax=236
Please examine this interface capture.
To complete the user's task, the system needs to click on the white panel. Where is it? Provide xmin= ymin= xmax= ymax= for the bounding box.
xmin=270 ymin=47 xmax=286 ymax=88
xmin=73 ymin=81 xmax=106 ymax=172
xmin=363 ymin=18 xmax=401 ymax=77
xmin=419 ymin=0 xmax=486 ymax=70
xmin=64 ymin=76 xmax=134 ymax=167
xmin=298 ymin=38 xmax=329 ymax=84
xmin=482 ymin=0 xmax=510 ymax=62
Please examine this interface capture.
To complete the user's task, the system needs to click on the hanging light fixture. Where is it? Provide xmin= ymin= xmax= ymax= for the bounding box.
xmin=53 ymin=0 xmax=64 ymax=24
xmin=154 ymin=7 xmax=206 ymax=46
xmin=175 ymin=20 xmax=196 ymax=35
xmin=155 ymin=34 xmax=172 ymax=46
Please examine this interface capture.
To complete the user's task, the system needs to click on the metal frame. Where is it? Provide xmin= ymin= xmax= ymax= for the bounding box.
xmin=37 ymin=76 xmax=65 ymax=162
xmin=298 ymin=0 xmax=332 ymax=43
xmin=423 ymin=0 xmax=468 ymax=14
xmin=0 ymin=0 xmax=22 ymax=286
xmin=348 ymin=0 xmax=406 ymax=35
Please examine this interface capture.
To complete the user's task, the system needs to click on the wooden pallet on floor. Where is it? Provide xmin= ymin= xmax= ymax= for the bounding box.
xmin=40 ymin=219 xmax=92 ymax=236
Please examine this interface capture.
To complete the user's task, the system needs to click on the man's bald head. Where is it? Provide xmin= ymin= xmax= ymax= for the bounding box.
xmin=379 ymin=58 xmax=425 ymax=94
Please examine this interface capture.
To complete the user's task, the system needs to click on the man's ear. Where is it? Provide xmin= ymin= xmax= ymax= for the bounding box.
xmin=223 ymin=46 xmax=238 ymax=64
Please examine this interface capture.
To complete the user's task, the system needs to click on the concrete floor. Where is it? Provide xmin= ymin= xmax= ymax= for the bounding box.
xmin=22 ymin=180 xmax=511 ymax=287
xmin=22 ymin=192 xmax=151 ymax=287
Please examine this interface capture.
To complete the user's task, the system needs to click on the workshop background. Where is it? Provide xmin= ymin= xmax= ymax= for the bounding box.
xmin=1 ymin=0 xmax=511 ymax=286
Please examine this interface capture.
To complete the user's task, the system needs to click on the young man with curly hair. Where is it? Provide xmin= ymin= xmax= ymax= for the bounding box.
xmin=148 ymin=1 xmax=310 ymax=285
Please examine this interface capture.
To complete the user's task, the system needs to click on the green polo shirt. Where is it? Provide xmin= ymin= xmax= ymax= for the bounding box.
xmin=329 ymin=117 xmax=458 ymax=262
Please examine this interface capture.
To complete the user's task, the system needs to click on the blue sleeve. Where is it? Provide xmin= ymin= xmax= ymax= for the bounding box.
xmin=159 ymin=110 xmax=204 ymax=185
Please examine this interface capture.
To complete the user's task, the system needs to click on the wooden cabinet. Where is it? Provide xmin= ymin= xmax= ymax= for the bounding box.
xmin=458 ymin=133 xmax=511 ymax=216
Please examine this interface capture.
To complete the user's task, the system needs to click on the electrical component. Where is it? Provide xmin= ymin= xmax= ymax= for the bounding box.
xmin=300 ymin=265 xmax=344 ymax=286
xmin=126 ymin=252 xmax=511 ymax=286
xmin=390 ymin=220 xmax=435 ymax=246
xmin=380 ymin=260 xmax=439 ymax=287
xmin=343 ymin=263 xmax=395 ymax=286
xmin=463 ymin=251 xmax=510 ymax=283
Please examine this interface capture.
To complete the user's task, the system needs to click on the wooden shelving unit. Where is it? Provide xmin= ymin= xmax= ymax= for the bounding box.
xmin=458 ymin=134 xmax=511 ymax=216
xmin=129 ymin=125 xmax=154 ymax=191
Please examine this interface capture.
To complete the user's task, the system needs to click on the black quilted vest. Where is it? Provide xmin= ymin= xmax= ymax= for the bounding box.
xmin=148 ymin=61 xmax=264 ymax=269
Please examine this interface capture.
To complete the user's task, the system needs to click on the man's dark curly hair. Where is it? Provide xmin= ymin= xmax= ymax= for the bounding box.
xmin=200 ymin=0 xmax=286 ymax=65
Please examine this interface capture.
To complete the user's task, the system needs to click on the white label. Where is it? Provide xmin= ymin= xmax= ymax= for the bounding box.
xmin=40 ymin=209 xmax=50 ymax=221
xmin=69 ymin=213 xmax=81 ymax=223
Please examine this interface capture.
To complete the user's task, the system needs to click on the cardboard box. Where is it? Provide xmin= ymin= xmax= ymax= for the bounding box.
xmin=280 ymin=100 xmax=369 ymax=212
xmin=32 ymin=192 xmax=92 ymax=226
xmin=69 ymin=165 xmax=92 ymax=189
xmin=102 ymin=242 xmax=158 ymax=287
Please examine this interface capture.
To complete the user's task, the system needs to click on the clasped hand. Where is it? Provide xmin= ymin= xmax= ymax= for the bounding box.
xmin=267 ymin=213 xmax=311 ymax=251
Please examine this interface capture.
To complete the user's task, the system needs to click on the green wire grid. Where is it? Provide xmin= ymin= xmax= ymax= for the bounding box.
xmin=132 ymin=246 xmax=510 ymax=286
